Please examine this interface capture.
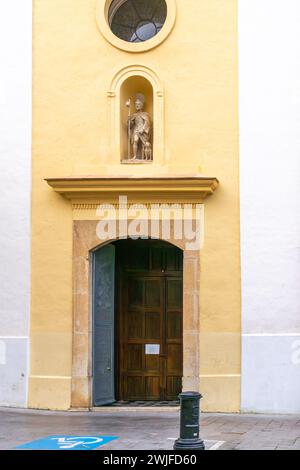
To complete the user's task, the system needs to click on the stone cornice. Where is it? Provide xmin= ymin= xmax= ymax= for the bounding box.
xmin=45 ymin=176 xmax=219 ymax=202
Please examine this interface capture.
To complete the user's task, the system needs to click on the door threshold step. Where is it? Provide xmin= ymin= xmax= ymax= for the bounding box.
xmin=90 ymin=406 xmax=180 ymax=412
xmin=111 ymin=400 xmax=180 ymax=407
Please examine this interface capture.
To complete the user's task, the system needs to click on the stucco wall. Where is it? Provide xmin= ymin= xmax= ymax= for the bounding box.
xmin=239 ymin=0 xmax=300 ymax=412
xmin=30 ymin=0 xmax=240 ymax=411
xmin=0 ymin=1 xmax=32 ymax=406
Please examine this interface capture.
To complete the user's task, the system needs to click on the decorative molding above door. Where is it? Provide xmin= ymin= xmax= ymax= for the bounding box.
xmin=45 ymin=175 xmax=219 ymax=204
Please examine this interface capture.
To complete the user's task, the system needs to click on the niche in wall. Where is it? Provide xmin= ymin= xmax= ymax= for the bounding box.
xmin=120 ymin=75 xmax=153 ymax=162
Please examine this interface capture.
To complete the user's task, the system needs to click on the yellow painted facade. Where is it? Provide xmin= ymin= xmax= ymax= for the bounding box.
xmin=30 ymin=0 xmax=240 ymax=411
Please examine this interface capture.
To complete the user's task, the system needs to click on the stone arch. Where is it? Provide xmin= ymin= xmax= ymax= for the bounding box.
xmin=71 ymin=220 xmax=200 ymax=408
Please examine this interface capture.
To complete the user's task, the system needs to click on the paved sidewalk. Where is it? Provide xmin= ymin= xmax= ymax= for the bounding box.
xmin=0 ymin=407 xmax=300 ymax=450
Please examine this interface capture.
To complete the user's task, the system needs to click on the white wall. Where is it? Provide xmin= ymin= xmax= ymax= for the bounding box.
xmin=1 ymin=0 xmax=300 ymax=413
xmin=239 ymin=0 xmax=300 ymax=412
xmin=0 ymin=1 xmax=32 ymax=407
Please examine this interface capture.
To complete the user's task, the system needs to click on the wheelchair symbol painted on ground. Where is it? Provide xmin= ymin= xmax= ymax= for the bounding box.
xmin=51 ymin=436 xmax=104 ymax=449
xmin=17 ymin=435 xmax=118 ymax=450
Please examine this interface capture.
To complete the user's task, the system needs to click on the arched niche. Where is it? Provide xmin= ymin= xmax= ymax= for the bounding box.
xmin=120 ymin=75 xmax=153 ymax=162
xmin=107 ymin=65 xmax=165 ymax=166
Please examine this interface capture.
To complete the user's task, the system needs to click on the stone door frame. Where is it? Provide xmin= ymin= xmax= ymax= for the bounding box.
xmin=71 ymin=220 xmax=200 ymax=408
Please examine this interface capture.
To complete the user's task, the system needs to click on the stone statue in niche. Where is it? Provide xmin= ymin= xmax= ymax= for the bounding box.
xmin=126 ymin=94 xmax=152 ymax=161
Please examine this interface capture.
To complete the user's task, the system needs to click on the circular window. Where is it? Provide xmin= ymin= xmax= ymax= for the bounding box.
xmin=109 ymin=0 xmax=167 ymax=43
xmin=96 ymin=0 xmax=176 ymax=52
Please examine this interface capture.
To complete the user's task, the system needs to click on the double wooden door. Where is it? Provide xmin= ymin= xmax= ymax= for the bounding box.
xmin=117 ymin=242 xmax=183 ymax=401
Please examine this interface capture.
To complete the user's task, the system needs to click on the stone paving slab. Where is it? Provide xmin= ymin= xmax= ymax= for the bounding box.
xmin=0 ymin=407 xmax=299 ymax=451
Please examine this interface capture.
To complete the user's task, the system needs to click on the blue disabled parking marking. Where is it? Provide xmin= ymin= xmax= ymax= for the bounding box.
xmin=16 ymin=435 xmax=118 ymax=450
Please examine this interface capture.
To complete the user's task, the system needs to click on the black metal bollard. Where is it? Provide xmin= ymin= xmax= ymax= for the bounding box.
xmin=173 ymin=391 xmax=205 ymax=450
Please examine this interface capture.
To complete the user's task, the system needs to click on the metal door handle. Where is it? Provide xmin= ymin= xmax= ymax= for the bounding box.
xmin=107 ymin=367 xmax=111 ymax=371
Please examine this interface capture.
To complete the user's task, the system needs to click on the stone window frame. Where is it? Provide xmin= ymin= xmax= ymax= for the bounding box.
xmin=96 ymin=0 xmax=177 ymax=52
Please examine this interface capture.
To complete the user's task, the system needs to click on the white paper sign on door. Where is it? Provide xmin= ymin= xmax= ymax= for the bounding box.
xmin=145 ymin=344 xmax=160 ymax=355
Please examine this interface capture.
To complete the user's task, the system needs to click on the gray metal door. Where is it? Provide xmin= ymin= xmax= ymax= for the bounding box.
xmin=93 ymin=244 xmax=116 ymax=406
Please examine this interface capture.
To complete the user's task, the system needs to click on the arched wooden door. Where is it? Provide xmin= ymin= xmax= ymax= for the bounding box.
xmin=93 ymin=239 xmax=183 ymax=405
xmin=116 ymin=240 xmax=183 ymax=401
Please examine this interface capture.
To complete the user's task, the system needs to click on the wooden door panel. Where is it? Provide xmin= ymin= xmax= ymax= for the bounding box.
xmin=167 ymin=376 xmax=182 ymax=399
xmin=128 ymin=278 xmax=143 ymax=306
xmin=165 ymin=247 xmax=183 ymax=272
xmin=127 ymin=311 xmax=143 ymax=339
xmin=150 ymin=246 xmax=164 ymax=270
xmin=118 ymin=243 xmax=183 ymax=401
xmin=165 ymin=276 xmax=183 ymax=400
xmin=167 ymin=311 xmax=182 ymax=339
xmin=167 ymin=279 xmax=183 ymax=308
xmin=145 ymin=354 xmax=160 ymax=371
xmin=145 ymin=376 xmax=160 ymax=399
xmin=127 ymin=344 xmax=143 ymax=370
xmin=145 ymin=279 xmax=161 ymax=307
xmin=167 ymin=343 xmax=183 ymax=373
xmin=127 ymin=377 xmax=144 ymax=399
xmin=120 ymin=276 xmax=163 ymax=400
xmin=145 ymin=311 xmax=161 ymax=339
